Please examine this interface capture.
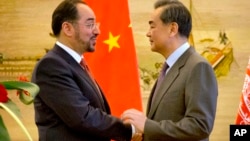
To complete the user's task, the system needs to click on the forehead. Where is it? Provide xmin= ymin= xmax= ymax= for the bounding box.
xmin=149 ymin=7 xmax=164 ymax=25
xmin=77 ymin=3 xmax=96 ymax=22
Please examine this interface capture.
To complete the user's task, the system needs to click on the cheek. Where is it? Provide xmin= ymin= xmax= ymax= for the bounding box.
xmin=79 ymin=33 xmax=91 ymax=43
xmin=154 ymin=35 xmax=168 ymax=50
xmin=79 ymin=29 xmax=92 ymax=38
xmin=152 ymin=32 xmax=163 ymax=44
xmin=151 ymin=29 xmax=163 ymax=39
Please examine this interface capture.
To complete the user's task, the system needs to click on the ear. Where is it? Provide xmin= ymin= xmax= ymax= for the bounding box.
xmin=169 ymin=22 xmax=178 ymax=37
xmin=61 ymin=22 xmax=75 ymax=37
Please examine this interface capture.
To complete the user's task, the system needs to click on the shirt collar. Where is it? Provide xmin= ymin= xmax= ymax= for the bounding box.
xmin=56 ymin=41 xmax=82 ymax=63
xmin=166 ymin=42 xmax=190 ymax=68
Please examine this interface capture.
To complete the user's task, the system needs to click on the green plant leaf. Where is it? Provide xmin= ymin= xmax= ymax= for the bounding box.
xmin=0 ymin=115 xmax=11 ymax=141
xmin=0 ymin=81 xmax=39 ymax=105
xmin=1 ymin=99 xmax=21 ymax=117
xmin=0 ymin=81 xmax=38 ymax=141
xmin=0 ymin=102 xmax=33 ymax=141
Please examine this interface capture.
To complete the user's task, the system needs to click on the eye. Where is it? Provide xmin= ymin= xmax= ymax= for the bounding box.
xmin=85 ymin=23 xmax=95 ymax=29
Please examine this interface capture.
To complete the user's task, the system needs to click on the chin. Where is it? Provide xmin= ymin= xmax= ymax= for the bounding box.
xmin=87 ymin=46 xmax=95 ymax=52
xmin=150 ymin=46 xmax=157 ymax=52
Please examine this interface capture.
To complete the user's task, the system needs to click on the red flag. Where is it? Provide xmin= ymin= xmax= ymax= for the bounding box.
xmin=235 ymin=57 xmax=250 ymax=124
xmin=84 ymin=0 xmax=143 ymax=117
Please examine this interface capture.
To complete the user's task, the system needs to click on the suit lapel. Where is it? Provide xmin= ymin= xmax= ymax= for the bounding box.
xmin=147 ymin=47 xmax=195 ymax=118
xmin=147 ymin=67 xmax=179 ymax=118
xmin=52 ymin=45 xmax=106 ymax=107
xmin=52 ymin=45 xmax=93 ymax=84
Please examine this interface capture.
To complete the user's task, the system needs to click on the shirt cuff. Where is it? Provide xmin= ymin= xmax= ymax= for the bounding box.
xmin=131 ymin=124 xmax=136 ymax=137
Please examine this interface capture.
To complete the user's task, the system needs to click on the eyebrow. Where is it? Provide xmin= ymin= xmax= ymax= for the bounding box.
xmin=85 ymin=18 xmax=95 ymax=23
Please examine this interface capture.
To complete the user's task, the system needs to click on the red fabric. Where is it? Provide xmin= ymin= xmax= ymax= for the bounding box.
xmin=235 ymin=57 xmax=250 ymax=124
xmin=0 ymin=84 xmax=8 ymax=103
xmin=84 ymin=0 xmax=143 ymax=117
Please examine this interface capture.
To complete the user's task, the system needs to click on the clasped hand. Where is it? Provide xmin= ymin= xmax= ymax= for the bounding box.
xmin=121 ymin=109 xmax=147 ymax=141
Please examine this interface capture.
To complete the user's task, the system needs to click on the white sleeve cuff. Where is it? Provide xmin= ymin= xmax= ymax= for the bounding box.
xmin=131 ymin=124 xmax=136 ymax=137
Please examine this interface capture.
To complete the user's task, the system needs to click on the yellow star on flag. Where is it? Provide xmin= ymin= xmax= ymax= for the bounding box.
xmin=103 ymin=32 xmax=120 ymax=52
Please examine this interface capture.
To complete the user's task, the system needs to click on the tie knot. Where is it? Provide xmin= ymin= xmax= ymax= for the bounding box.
xmin=161 ymin=62 xmax=169 ymax=73
xmin=80 ymin=59 xmax=88 ymax=70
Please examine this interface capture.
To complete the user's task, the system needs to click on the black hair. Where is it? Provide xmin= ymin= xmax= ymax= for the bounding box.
xmin=51 ymin=0 xmax=86 ymax=37
xmin=154 ymin=0 xmax=192 ymax=38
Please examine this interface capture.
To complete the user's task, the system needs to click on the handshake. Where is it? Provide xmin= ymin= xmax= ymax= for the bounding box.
xmin=121 ymin=109 xmax=146 ymax=141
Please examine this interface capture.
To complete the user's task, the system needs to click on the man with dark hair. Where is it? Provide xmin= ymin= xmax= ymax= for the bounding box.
xmin=32 ymin=0 xmax=133 ymax=140
xmin=122 ymin=0 xmax=218 ymax=141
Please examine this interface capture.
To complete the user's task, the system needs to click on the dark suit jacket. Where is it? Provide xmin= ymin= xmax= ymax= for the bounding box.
xmin=144 ymin=47 xmax=218 ymax=141
xmin=31 ymin=44 xmax=132 ymax=141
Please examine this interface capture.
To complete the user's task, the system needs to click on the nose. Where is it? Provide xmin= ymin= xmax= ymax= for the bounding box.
xmin=93 ymin=23 xmax=100 ymax=34
xmin=146 ymin=30 xmax=151 ymax=37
